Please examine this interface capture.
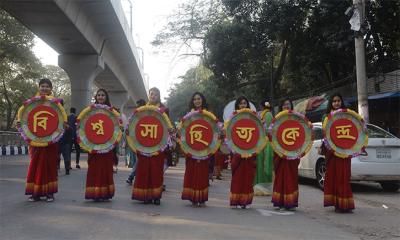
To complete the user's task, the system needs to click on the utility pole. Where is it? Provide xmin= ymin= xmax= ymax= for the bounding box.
xmin=352 ymin=0 xmax=369 ymax=122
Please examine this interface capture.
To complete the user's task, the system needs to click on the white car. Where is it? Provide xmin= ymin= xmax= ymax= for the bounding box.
xmin=299 ymin=122 xmax=400 ymax=192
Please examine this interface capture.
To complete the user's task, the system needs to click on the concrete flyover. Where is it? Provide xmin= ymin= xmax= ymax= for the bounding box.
xmin=1 ymin=0 xmax=148 ymax=114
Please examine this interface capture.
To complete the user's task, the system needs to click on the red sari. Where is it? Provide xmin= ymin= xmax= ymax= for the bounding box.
xmin=271 ymin=155 xmax=299 ymax=208
xmin=85 ymin=151 xmax=115 ymax=200
xmin=132 ymin=152 xmax=165 ymax=201
xmin=230 ymin=154 xmax=256 ymax=207
xmin=25 ymin=144 xmax=59 ymax=197
xmin=214 ymin=150 xmax=225 ymax=178
xmin=181 ymin=157 xmax=209 ymax=204
xmin=323 ymin=148 xmax=354 ymax=211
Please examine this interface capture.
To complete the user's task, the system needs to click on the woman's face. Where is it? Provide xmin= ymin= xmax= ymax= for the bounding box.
xmin=96 ymin=90 xmax=107 ymax=104
xmin=282 ymin=100 xmax=292 ymax=110
xmin=238 ymin=99 xmax=248 ymax=109
xmin=149 ymin=90 xmax=159 ymax=104
xmin=193 ymin=94 xmax=203 ymax=109
xmin=332 ymin=96 xmax=342 ymax=110
xmin=39 ymin=83 xmax=52 ymax=95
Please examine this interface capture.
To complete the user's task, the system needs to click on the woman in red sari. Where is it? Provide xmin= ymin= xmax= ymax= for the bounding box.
xmin=181 ymin=92 xmax=211 ymax=207
xmin=23 ymin=78 xmax=59 ymax=202
xmin=229 ymin=96 xmax=257 ymax=209
xmin=84 ymin=89 xmax=115 ymax=201
xmin=132 ymin=87 xmax=169 ymax=205
xmin=321 ymin=93 xmax=355 ymax=213
xmin=271 ymin=99 xmax=300 ymax=210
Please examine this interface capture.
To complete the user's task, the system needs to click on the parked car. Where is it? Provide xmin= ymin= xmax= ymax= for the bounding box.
xmin=299 ymin=122 xmax=400 ymax=192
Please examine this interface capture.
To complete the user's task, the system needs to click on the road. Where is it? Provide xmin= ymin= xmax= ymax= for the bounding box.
xmin=1 ymin=154 xmax=399 ymax=240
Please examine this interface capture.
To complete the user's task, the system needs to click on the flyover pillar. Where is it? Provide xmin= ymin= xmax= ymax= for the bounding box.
xmin=58 ymin=54 xmax=104 ymax=113
xmin=108 ymin=91 xmax=130 ymax=127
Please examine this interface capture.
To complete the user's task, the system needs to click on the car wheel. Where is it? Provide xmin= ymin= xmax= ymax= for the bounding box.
xmin=379 ymin=181 xmax=400 ymax=192
xmin=316 ymin=159 xmax=326 ymax=190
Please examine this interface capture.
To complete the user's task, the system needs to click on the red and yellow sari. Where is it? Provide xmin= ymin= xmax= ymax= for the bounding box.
xmin=25 ymin=144 xmax=59 ymax=197
xmin=271 ymin=155 xmax=299 ymax=208
xmin=85 ymin=151 xmax=115 ymax=200
xmin=229 ymin=154 xmax=256 ymax=207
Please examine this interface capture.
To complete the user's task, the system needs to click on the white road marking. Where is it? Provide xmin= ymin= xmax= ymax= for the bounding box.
xmin=256 ymin=209 xmax=295 ymax=216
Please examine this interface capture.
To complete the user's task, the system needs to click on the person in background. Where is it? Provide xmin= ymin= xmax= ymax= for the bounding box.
xmin=59 ymin=101 xmax=72 ymax=175
xmin=68 ymin=107 xmax=81 ymax=169
xmin=126 ymin=99 xmax=146 ymax=185
xmin=254 ymin=100 xmax=274 ymax=191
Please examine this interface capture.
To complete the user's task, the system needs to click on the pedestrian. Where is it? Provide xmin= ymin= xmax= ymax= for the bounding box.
xmin=68 ymin=107 xmax=81 ymax=169
xmin=214 ymin=147 xmax=226 ymax=180
xmin=271 ymin=99 xmax=300 ymax=210
xmin=126 ymin=99 xmax=145 ymax=185
xmin=181 ymin=92 xmax=212 ymax=207
xmin=59 ymin=101 xmax=72 ymax=175
xmin=254 ymin=100 xmax=274 ymax=191
xmin=132 ymin=87 xmax=169 ymax=205
xmin=84 ymin=89 xmax=115 ymax=201
xmin=229 ymin=96 xmax=257 ymax=209
xmin=320 ymin=93 xmax=355 ymax=213
xmin=20 ymin=78 xmax=60 ymax=202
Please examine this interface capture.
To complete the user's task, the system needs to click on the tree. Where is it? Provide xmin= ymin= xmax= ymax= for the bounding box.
xmin=166 ymin=63 xmax=231 ymax=121
xmin=157 ymin=0 xmax=400 ymax=105
xmin=0 ymin=9 xmax=42 ymax=130
xmin=40 ymin=65 xmax=71 ymax=110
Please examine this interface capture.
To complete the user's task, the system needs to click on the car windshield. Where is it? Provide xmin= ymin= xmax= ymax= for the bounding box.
xmin=367 ymin=124 xmax=396 ymax=139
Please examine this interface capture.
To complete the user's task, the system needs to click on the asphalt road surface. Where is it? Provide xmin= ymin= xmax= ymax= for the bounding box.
xmin=1 ymin=154 xmax=399 ymax=240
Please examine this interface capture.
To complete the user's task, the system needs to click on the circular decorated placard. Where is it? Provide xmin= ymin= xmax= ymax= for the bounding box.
xmin=323 ymin=109 xmax=368 ymax=158
xmin=177 ymin=110 xmax=221 ymax=160
xmin=268 ymin=110 xmax=313 ymax=160
xmin=17 ymin=95 xmax=67 ymax=147
xmin=224 ymin=108 xmax=267 ymax=158
xmin=77 ymin=104 xmax=122 ymax=153
xmin=126 ymin=105 xmax=172 ymax=156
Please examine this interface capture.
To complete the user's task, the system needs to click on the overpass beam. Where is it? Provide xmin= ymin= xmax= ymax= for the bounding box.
xmin=58 ymin=54 xmax=105 ymax=113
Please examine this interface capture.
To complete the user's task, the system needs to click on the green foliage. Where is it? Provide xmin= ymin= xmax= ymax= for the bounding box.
xmin=157 ymin=0 xmax=399 ymax=107
xmin=0 ymin=9 xmax=71 ymax=130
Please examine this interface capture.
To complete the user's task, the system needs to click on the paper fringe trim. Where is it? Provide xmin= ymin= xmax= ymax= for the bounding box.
xmin=322 ymin=108 xmax=368 ymax=159
xmin=17 ymin=95 xmax=67 ymax=147
xmin=77 ymin=104 xmax=122 ymax=154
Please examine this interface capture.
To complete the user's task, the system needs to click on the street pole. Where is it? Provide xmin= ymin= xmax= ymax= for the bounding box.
xmin=353 ymin=0 xmax=369 ymax=123
xmin=270 ymin=51 xmax=274 ymax=109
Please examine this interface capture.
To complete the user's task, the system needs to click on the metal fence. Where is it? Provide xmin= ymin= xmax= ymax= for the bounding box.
xmin=0 ymin=131 xmax=26 ymax=147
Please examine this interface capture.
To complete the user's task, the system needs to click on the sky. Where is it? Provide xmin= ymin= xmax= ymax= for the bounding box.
xmin=32 ymin=0 xmax=200 ymax=100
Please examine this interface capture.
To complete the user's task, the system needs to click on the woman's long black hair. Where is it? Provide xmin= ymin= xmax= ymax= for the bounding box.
xmin=234 ymin=96 xmax=250 ymax=110
xmin=325 ymin=93 xmax=346 ymax=114
xmin=94 ymin=88 xmax=111 ymax=107
xmin=189 ymin=92 xmax=208 ymax=110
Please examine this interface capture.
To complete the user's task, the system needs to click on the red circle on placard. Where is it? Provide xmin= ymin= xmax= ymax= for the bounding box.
xmin=185 ymin=119 xmax=213 ymax=151
xmin=330 ymin=118 xmax=358 ymax=149
xmin=84 ymin=113 xmax=114 ymax=144
xmin=276 ymin=120 xmax=306 ymax=151
xmin=135 ymin=116 xmax=164 ymax=147
xmin=232 ymin=119 xmax=260 ymax=150
xmin=28 ymin=105 xmax=59 ymax=137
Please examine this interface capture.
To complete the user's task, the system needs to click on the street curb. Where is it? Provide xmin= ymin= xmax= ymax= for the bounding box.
xmin=0 ymin=146 xmax=29 ymax=156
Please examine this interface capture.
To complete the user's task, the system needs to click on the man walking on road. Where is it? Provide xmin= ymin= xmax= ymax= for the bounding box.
xmin=68 ymin=107 xmax=81 ymax=169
